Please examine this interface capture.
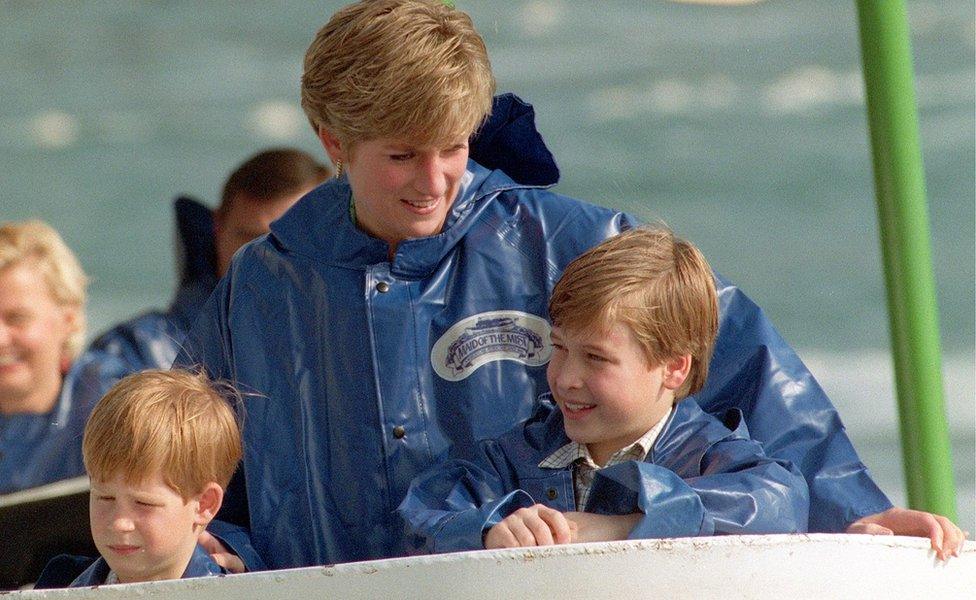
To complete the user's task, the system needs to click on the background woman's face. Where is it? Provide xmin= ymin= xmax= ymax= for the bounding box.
xmin=0 ymin=261 xmax=76 ymax=414
xmin=345 ymin=137 xmax=469 ymax=250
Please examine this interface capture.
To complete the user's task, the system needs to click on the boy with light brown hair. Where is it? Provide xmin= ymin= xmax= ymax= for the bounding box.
xmin=399 ymin=226 xmax=809 ymax=552
xmin=61 ymin=369 xmax=242 ymax=586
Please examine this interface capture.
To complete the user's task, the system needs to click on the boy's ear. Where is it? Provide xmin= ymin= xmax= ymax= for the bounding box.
xmin=662 ymin=354 xmax=692 ymax=390
xmin=194 ymin=482 xmax=224 ymax=528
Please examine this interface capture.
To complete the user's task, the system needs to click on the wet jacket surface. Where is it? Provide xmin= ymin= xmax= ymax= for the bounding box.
xmin=177 ymin=96 xmax=890 ymax=569
xmin=68 ymin=544 xmax=225 ymax=587
xmin=398 ymin=397 xmax=809 ymax=553
xmin=0 ymin=351 xmax=126 ymax=494
xmin=89 ymin=197 xmax=218 ymax=372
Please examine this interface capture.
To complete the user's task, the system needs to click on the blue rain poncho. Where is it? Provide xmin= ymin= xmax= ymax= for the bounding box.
xmin=179 ymin=94 xmax=891 ymax=569
xmin=0 ymin=351 xmax=126 ymax=494
xmin=398 ymin=397 xmax=809 ymax=553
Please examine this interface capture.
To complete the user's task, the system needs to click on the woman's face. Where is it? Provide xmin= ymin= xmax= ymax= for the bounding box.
xmin=0 ymin=261 xmax=77 ymax=414
xmin=342 ymin=137 xmax=469 ymax=251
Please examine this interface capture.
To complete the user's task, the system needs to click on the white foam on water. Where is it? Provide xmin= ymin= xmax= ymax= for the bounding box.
xmin=762 ymin=67 xmax=864 ymax=114
xmin=586 ymin=76 xmax=739 ymax=122
xmin=246 ymin=100 xmax=305 ymax=141
xmin=516 ymin=0 xmax=566 ymax=38
xmin=30 ymin=110 xmax=78 ymax=149
xmin=916 ymin=70 xmax=976 ymax=108
xmin=801 ymin=348 xmax=974 ymax=533
xmin=586 ymin=65 xmax=971 ymax=123
xmin=907 ymin=1 xmax=949 ymax=35
xmin=588 ymin=86 xmax=636 ymax=121
xmin=800 ymin=348 xmax=974 ymax=432
xmin=648 ymin=79 xmax=695 ymax=114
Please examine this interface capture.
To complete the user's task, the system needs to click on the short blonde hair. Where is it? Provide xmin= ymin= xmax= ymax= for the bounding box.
xmin=83 ymin=369 xmax=243 ymax=500
xmin=0 ymin=220 xmax=88 ymax=361
xmin=549 ymin=227 xmax=719 ymax=400
xmin=301 ymin=0 xmax=495 ymax=147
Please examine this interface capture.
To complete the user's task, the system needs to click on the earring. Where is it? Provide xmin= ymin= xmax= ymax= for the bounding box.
xmin=334 ymin=159 xmax=343 ymax=179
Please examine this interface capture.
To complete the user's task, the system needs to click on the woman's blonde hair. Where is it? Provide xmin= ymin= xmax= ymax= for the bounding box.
xmin=83 ymin=369 xmax=243 ymax=500
xmin=0 ymin=220 xmax=88 ymax=361
xmin=549 ymin=226 xmax=719 ymax=400
xmin=301 ymin=0 xmax=495 ymax=148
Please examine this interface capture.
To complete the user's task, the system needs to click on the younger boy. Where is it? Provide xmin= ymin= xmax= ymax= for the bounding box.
xmin=399 ymin=227 xmax=809 ymax=552
xmin=69 ymin=369 xmax=242 ymax=585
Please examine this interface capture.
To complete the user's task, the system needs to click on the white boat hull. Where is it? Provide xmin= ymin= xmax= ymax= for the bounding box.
xmin=16 ymin=534 xmax=975 ymax=599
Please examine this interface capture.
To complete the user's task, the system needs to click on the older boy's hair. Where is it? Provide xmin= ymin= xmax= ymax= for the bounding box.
xmin=301 ymin=0 xmax=495 ymax=147
xmin=549 ymin=227 xmax=719 ymax=400
xmin=0 ymin=220 xmax=88 ymax=360
xmin=83 ymin=369 xmax=243 ymax=500
xmin=215 ymin=147 xmax=332 ymax=220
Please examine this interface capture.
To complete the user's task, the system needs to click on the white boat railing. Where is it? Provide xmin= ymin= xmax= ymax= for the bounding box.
xmin=13 ymin=534 xmax=975 ymax=599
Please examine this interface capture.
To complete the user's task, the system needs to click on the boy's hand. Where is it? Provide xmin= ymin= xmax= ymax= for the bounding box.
xmin=484 ymin=504 xmax=575 ymax=549
xmin=563 ymin=511 xmax=641 ymax=543
xmin=198 ymin=530 xmax=246 ymax=573
xmin=846 ymin=507 xmax=967 ymax=560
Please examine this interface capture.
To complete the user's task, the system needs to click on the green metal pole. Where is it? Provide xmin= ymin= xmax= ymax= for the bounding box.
xmin=854 ymin=0 xmax=957 ymax=518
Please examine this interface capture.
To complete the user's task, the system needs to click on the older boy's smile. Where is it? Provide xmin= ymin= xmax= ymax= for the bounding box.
xmin=547 ymin=323 xmax=684 ymax=466
xmin=561 ymin=400 xmax=596 ymax=418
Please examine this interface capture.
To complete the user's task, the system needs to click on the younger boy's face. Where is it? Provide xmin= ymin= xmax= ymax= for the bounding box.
xmin=547 ymin=322 xmax=687 ymax=466
xmin=89 ymin=472 xmax=209 ymax=583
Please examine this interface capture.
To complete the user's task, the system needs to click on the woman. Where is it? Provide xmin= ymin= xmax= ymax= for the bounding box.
xmin=0 ymin=220 xmax=123 ymax=494
xmin=182 ymin=0 xmax=963 ymax=568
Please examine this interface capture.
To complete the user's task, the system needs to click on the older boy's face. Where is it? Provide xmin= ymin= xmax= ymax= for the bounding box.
xmin=547 ymin=322 xmax=685 ymax=466
xmin=90 ymin=473 xmax=206 ymax=583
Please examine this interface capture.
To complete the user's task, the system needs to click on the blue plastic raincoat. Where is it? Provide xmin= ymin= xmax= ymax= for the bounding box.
xmin=179 ymin=94 xmax=890 ymax=569
xmin=398 ymin=397 xmax=808 ymax=553
xmin=89 ymin=197 xmax=218 ymax=372
xmin=0 ymin=351 xmax=126 ymax=494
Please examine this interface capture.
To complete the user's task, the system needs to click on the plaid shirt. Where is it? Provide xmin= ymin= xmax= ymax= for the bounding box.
xmin=538 ymin=409 xmax=672 ymax=510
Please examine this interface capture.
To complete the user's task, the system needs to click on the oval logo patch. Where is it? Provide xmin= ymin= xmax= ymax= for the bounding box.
xmin=431 ymin=311 xmax=552 ymax=382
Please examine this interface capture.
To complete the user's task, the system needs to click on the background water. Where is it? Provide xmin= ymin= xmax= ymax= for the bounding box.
xmin=1 ymin=1 xmax=972 ymax=534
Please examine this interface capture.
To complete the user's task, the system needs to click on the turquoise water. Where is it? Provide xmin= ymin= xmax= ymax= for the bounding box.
xmin=1 ymin=1 xmax=973 ymax=533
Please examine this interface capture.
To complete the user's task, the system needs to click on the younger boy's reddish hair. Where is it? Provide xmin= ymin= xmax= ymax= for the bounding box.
xmin=83 ymin=369 xmax=242 ymax=500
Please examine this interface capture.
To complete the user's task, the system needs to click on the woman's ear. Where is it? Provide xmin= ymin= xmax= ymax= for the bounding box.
xmin=662 ymin=354 xmax=692 ymax=391
xmin=316 ymin=126 xmax=344 ymax=165
xmin=59 ymin=304 xmax=83 ymax=374
xmin=194 ymin=482 xmax=225 ymax=528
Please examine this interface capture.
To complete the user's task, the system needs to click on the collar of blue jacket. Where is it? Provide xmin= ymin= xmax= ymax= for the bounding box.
xmin=69 ymin=544 xmax=225 ymax=587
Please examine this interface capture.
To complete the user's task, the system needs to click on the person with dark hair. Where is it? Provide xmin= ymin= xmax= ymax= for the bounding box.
xmin=90 ymin=148 xmax=330 ymax=372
